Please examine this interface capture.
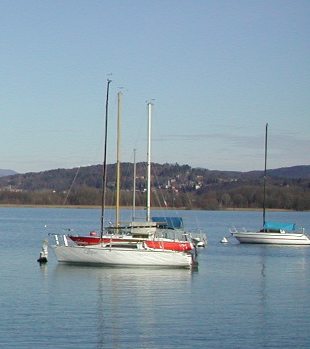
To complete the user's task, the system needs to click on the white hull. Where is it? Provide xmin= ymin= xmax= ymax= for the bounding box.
xmin=53 ymin=244 xmax=194 ymax=268
xmin=231 ymin=231 xmax=310 ymax=245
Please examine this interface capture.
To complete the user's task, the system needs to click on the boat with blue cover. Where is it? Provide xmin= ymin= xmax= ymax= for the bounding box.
xmin=230 ymin=124 xmax=310 ymax=245
xmin=230 ymin=221 xmax=310 ymax=245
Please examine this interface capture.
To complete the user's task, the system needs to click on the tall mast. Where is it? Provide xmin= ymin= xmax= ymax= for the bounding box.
xmin=263 ymin=122 xmax=268 ymax=228
xmin=100 ymin=79 xmax=112 ymax=238
xmin=132 ymin=148 xmax=137 ymax=221
xmin=146 ymin=102 xmax=152 ymax=222
xmin=115 ymin=91 xmax=122 ymax=227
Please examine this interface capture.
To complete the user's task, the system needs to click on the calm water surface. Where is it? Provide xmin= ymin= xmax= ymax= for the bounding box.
xmin=0 ymin=207 xmax=310 ymax=348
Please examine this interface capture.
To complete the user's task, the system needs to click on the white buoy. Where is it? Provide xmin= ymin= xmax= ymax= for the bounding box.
xmin=221 ymin=237 xmax=228 ymax=243
xmin=37 ymin=240 xmax=48 ymax=264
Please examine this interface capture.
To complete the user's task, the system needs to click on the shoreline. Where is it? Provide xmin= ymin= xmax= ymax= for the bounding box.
xmin=0 ymin=204 xmax=304 ymax=212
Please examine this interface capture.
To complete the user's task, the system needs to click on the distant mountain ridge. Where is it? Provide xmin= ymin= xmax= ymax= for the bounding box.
xmin=266 ymin=165 xmax=310 ymax=179
xmin=0 ymin=169 xmax=18 ymax=177
xmin=245 ymin=165 xmax=310 ymax=179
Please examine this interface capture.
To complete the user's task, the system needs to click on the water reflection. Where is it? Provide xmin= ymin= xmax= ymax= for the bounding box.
xmin=52 ymin=265 xmax=194 ymax=349
xmin=254 ymin=245 xmax=310 ymax=348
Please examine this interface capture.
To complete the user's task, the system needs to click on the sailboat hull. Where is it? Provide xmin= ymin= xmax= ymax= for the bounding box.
xmin=53 ymin=244 xmax=194 ymax=268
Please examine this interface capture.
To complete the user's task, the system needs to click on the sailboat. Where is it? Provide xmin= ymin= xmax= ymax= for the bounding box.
xmin=230 ymin=123 xmax=310 ymax=245
xmin=49 ymin=82 xmax=196 ymax=268
xmin=68 ymin=95 xmax=194 ymax=253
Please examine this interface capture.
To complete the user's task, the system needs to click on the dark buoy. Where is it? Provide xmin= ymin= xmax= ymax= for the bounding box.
xmin=37 ymin=256 xmax=48 ymax=264
xmin=37 ymin=240 xmax=48 ymax=264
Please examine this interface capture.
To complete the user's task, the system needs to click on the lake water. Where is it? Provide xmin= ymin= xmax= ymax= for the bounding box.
xmin=0 ymin=207 xmax=310 ymax=348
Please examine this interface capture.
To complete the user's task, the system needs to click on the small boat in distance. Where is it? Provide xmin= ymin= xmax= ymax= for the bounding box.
xmin=230 ymin=123 xmax=310 ymax=245
xmin=230 ymin=223 xmax=310 ymax=245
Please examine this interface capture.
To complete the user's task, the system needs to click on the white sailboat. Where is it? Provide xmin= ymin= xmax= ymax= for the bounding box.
xmin=51 ymin=234 xmax=193 ymax=268
xmin=50 ymin=85 xmax=196 ymax=268
xmin=230 ymin=123 xmax=310 ymax=245
xmin=230 ymin=225 xmax=310 ymax=245
xmin=68 ymin=96 xmax=194 ymax=252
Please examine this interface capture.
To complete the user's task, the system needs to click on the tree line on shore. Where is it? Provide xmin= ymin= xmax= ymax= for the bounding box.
xmin=0 ymin=163 xmax=309 ymax=210
xmin=0 ymin=181 xmax=308 ymax=211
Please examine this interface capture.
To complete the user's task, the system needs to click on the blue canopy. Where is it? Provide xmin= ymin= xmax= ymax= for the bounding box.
xmin=263 ymin=221 xmax=296 ymax=231
xmin=152 ymin=217 xmax=184 ymax=229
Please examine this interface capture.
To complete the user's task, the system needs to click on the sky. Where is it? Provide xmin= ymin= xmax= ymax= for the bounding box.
xmin=1 ymin=0 xmax=309 ymax=174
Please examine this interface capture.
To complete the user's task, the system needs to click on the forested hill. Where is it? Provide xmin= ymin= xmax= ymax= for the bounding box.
xmin=0 ymin=163 xmax=309 ymax=210
xmin=246 ymin=165 xmax=310 ymax=179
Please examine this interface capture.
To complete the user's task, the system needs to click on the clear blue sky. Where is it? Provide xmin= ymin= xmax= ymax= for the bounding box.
xmin=1 ymin=0 xmax=309 ymax=173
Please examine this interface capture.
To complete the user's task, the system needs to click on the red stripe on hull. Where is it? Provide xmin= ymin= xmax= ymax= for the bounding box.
xmin=68 ymin=235 xmax=193 ymax=251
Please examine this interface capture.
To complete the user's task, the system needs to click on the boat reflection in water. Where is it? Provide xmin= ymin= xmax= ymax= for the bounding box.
xmin=52 ymin=264 xmax=195 ymax=348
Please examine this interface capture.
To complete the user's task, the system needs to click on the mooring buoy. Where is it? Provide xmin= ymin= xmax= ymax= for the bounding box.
xmin=220 ymin=237 xmax=228 ymax=243
xmin=37 ymin=240 xmax=48 ymax=264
